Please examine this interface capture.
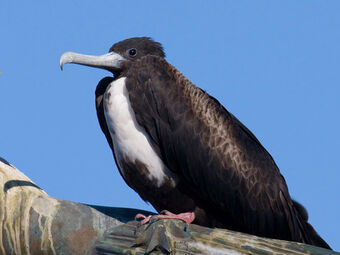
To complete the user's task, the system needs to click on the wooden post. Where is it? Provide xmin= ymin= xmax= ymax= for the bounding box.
xmin=0 ymin=158 xmax=337 ymax=255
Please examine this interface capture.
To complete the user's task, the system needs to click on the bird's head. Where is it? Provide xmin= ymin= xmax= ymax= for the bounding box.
xmin=60 ymin=37 xmax=165 ymax=76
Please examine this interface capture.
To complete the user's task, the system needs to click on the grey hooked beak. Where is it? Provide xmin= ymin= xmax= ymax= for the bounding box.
xmin=59 ymin=51 xmax=125 ymax=71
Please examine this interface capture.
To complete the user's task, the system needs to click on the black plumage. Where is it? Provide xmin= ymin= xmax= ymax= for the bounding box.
xmin=61 ymin=37 xmax=331 ymax=249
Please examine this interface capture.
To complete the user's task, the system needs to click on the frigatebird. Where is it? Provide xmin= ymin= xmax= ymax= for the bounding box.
xmin=60 ymin=37 xmax=331 ymax=249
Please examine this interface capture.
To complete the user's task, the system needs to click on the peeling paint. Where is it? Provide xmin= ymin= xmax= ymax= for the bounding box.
xmin=67 ymin=225 xmax=97 ymax=255
xmin=190 ymin=241 xmax=243 ymax=255
xmin=0 ymin=161 xmax=53 ymax=255
xmin=1 ymin=160 xmax=338 ymax=255
xmin=31 ymin=196 xmax=59 ymax=255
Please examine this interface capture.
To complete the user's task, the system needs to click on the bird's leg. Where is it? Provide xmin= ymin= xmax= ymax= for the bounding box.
xmin=157 ymin=210 xmax=195 ymax=225
xmin=135 ymin=213 xmax=153 ymax=224
xmin=135 ymin=210 xmax=195 ymax=225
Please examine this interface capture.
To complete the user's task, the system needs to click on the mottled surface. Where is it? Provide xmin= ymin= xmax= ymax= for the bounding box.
xmin=0 ymin=159 xmax=140 ymax=254
xmin=1 ymin=159 xmax=338 ymax=255
xmin=97 ymin=219 xmax=339 ymax=255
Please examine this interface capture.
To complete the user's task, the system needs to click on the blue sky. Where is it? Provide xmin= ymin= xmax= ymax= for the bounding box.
xmin=1 ymin=0 xmax=339 ymax=250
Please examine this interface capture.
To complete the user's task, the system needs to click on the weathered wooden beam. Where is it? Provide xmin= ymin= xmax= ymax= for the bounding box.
xmin=0 ymin=158 xmax=338 ymax=255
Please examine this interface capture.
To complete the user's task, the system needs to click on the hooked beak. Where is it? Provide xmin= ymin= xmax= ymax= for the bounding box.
xmin=59 ymin=51 xmax=125 ymax=73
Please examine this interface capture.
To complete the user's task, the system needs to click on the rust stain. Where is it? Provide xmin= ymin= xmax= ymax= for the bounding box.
xmin=29 ymin=240 xmax=41 ymax=254
xmin=67 ymin=225 xmax=97 ymax=255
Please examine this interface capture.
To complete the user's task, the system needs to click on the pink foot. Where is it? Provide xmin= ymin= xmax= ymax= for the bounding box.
xmin=135 ymin=213 xmax=153 ymax=224
xmin=135 ymin=210 xmax=195 ymax=225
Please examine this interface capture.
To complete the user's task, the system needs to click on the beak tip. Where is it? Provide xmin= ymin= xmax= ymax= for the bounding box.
xmin=59 ymin=57 xmax=64 ymax=71
xmin=59 ymin=52 xmax=72 ymax=71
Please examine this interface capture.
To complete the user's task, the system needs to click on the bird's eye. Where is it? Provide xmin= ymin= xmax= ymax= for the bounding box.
xmin=126 ymin=48 xmax=137 ymax=57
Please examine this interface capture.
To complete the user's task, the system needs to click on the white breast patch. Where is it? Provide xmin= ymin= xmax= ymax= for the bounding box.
xmin=103 ymin=77 xmax=174 ymax=187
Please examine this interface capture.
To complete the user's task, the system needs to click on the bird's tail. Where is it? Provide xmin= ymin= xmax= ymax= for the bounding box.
xmin=292 ymin=200 xmax=332 ymax=250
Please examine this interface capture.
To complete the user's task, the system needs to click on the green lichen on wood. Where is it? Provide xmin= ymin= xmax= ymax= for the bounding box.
xmin=0 ymin=158 xmax=338 ymax=255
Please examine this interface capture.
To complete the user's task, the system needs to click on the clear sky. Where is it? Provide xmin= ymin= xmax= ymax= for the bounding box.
xmin=1 ymin=0 xmax=339 ymax=250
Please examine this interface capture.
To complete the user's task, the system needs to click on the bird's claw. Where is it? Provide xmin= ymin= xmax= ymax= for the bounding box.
xmin=135 ymin=211 xmax=195 ymax=226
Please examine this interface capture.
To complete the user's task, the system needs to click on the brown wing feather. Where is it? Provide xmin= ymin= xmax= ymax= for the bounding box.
xmin=122 ymin=56 xmax=329 ymax=248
